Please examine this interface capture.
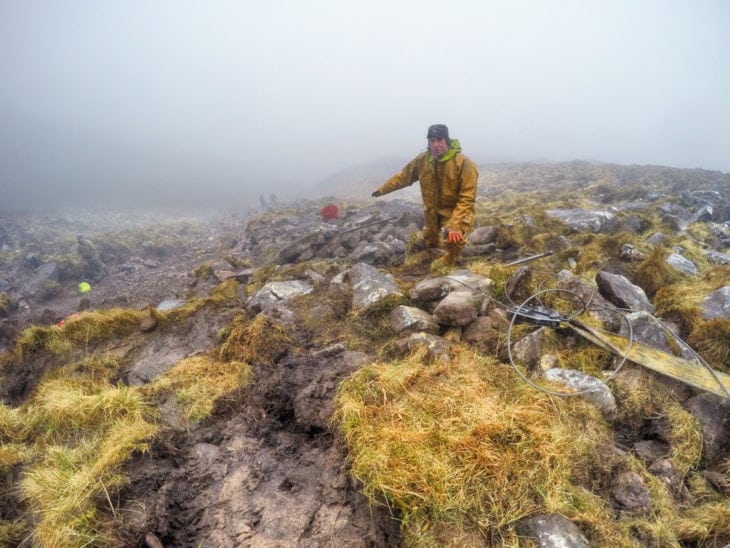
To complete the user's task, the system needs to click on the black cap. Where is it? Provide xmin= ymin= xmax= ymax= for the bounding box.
xmin=427 ymin=124 xmax=450 ymax=143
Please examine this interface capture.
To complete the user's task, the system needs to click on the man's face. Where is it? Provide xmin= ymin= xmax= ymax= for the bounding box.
xmin=428 ymin=137 xmax=449 ymax=159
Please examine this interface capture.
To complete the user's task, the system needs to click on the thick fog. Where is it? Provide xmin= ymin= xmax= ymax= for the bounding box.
xmin=1 ymin=1 xmax=729 ymax=211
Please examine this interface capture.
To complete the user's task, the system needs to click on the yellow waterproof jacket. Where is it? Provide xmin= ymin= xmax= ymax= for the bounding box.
xmin=376 ymin=139 xmax=478 ymax=233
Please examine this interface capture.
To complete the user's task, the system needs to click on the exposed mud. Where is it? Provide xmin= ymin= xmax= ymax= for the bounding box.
xmin=117 ymin=352 xmax=401 ymax=547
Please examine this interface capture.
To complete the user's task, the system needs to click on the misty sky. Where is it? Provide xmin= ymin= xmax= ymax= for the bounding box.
xmin=1 ymin=1 xmax=729 ymax=210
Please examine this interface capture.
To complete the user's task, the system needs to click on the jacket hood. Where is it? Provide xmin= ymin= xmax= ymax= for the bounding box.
xmin=427 ymin=138 xmax=462 ymax=163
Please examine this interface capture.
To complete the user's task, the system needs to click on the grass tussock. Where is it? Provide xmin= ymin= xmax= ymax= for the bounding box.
xmin=1 ymin=376 xmax=158 ymax=546
xmin=334 ymin=347 xmax=616 ymax=544
xmin=10 ymin=308 xmax=145 ymax=360
xmin=687 ymin=318 xmax=730 ymax=372
xmin=218 ymin=313 xmax=291 ymax=364
xmin=19 ymin=416 xmax=157 ymax=547
xmin=633 ymin=247 xmax=681 ymax=298
xmin=145 ymin=355 xmax=251 ymax=426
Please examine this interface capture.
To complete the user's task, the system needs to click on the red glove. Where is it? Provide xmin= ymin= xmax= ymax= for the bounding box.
xmin=447 ymin=229 xmax=463 ymax=243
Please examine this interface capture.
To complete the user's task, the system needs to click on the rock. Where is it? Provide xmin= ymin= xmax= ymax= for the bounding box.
xmin=685 ymin=393 xmax=730 ymax=464
xmin=619 ymin=243 xmax=646 ymax=261
xmin=701 ymin=286 xmax=730 ymax=320
xmin=618 ymin=311 xmax=698 ymax=363
xmin=633 ymin=439 xmax=669 ymax=462
xmin=555 ymin=270 xmax=622 ymax=330
xmin=689 ymin=205 xmax=714 ymax=224
xmin=350 ymin=241 xmax=393 ymax=265
xmin=666 ymin=253 xmax=698 ymax=276
xmin=505 ymin=265 xmax=532 ymax=304
xmin=246 ymin=280 xmax=314 ymax=313
xmin=214 ymin=269 xmax=237 ymax=281
xmin=469 ymin=226 xmax=498 ymax=245
xmin=157 ymin=299 xmax=186 ymax=312
xmin=462 ymin=316 xmax=494 ymax=344
xmin=139 ymin=311 xmax=158 ymax=333
xmin=705 ymin=251 xmax=730 ymax=265
xmin=347 ymin=262 xmax=403 ymax=313
xmin=394 ymin=332 xmax=450 ymax=363
xmin=389 ymin=305 xmax=439 ymax=335
xmin=645 ymin=232 xmax=667 ymax=247
xmin=545 ymin=208 xmax=617 ymax=233
xmin=596 ymin=271 xmax=654 ymax=313
xmin=612 ymin=471 xmax=651 ymax=514
xmin=515 ymin=514 xmax=589 ymax=547
xmin=512 ymin=327 xmax=545 ymax=374
xmin=410 ymin=277 xmax=453 ymax=302
xmin=647 ymin=459 xmax=691 ymax=501
xmin=432 ymin=290 xmax=484 ymax=327
xmin=701 ymin=470 xmax=730 ymax=496
xmin=544 ymin=368 xmax=618 ymax=420
xmin=276 ymin=231 xmax=327 ymax=264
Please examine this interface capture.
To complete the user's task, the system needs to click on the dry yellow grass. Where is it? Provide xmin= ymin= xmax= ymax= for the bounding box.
xmin=218 ymin=313 xmax=291 ymax=364
xmin=146 ymin=354 xmax=251 ymax=426
xmin=334 ymin=338 xmax=716 ymax=545
xmin=334 ymin=346 xmax=616 ymax=544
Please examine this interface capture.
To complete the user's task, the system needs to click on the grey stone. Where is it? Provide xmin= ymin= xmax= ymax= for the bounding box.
xmin=246 ymin=280 xmax=313 ymax=312
xmin=701 ymin=286 xmax=730 ymax=320
xmin=666 ymin=253 xmax=698 ymax=276
xmin=706 ymin=251 xmax=730 ymax=265
xmin=544 ymin=368 xmax=617 ymax=420
xmin=410 ymin=278 xmax=453 ymax=302
xmin=619 ymin=243 xmax=646 ymax=262
xmin=596 ymin=270 xmax=654 ymax=313
xmin=389 ymin=305 xmax=439 ymax=335
xmin=545 ymin=208 xmax=617 ymax=233
xmin=462 ymin=316 xmax=494 ymax=343
xmin=516 ymin=514 xmax=589 ymax=548
xmin=619 ymin=311 xmax=698 ymax=362
xmin=512 ymin=327 xmax=545 ymax=373
xmin=35 ymin=262 xmax=60 ymax=282
xmin=685 ymin=393 xmax=730 ymax=464
xmin=555 ymin=270 xmax=622 ymax=330
xmin=394 ymin=332 xmax=450 ymax=363
xmin=633 ymin=439 xmax=669 ymax=462
xmin=432 ymin=290 xmax=484 ymax=327
xmin=645 ymin=232 xmax=667 ymax=247
xmin=612 ymin=471 xmax=651 ymax=513
xmin=468 ymin=225 xmax=498 ymax=245
xmin=346 ymin=262 xmax=403 ymax=313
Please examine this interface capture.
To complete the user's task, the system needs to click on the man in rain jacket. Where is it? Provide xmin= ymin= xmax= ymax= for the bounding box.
xmin=371 ymin=124 xmax=478 ymax=264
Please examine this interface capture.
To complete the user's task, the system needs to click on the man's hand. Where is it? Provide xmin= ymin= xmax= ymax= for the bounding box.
xmin=446 ymin=228 xmax=463 ymax=243
xmin=371 ymin=190 xmax=382 ymax=198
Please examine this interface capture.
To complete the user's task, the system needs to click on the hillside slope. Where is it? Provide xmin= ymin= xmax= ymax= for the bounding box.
xmin=0 ymin=161 xmax=729 ymax=546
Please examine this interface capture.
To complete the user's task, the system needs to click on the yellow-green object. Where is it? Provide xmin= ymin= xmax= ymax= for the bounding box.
xmin=78 ymin=282 xmax=91 ymax=294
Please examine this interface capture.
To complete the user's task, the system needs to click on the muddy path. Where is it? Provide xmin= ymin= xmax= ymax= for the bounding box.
xmin=118 ymin=351 xmax=400 ymax=547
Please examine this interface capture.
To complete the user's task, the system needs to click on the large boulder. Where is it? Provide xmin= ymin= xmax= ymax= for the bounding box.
xmin=346 ymin=262 xmax=403 ymax=313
